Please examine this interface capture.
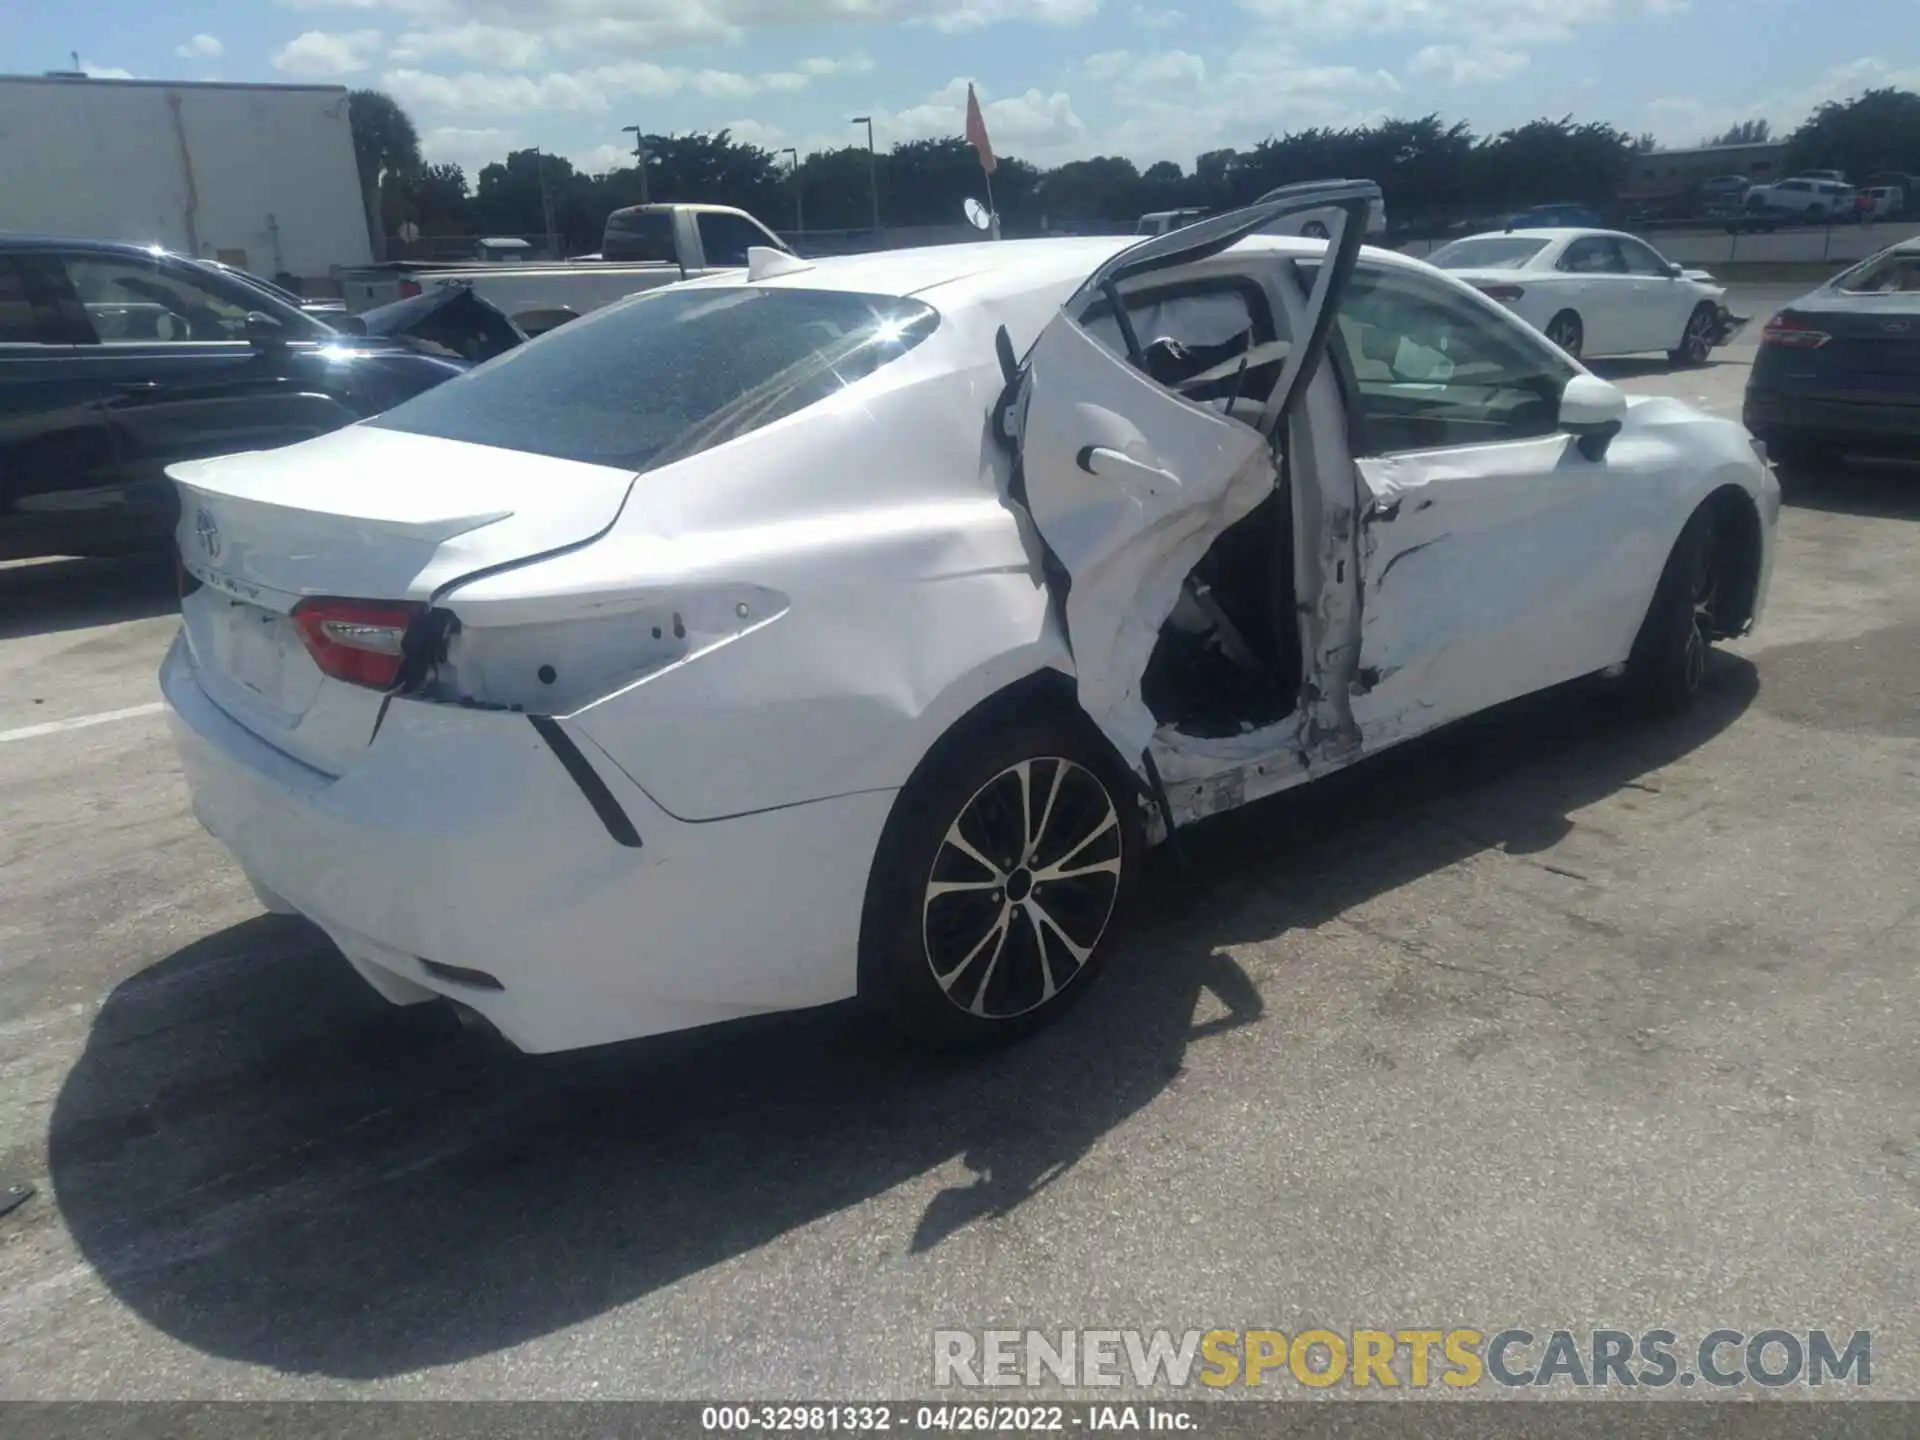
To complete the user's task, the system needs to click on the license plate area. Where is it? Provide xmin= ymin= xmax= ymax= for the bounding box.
xmin=186 ymin=593 xmax=325 ymax=724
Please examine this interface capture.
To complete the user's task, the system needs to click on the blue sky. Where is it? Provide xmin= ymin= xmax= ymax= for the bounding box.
xmin=9 ymin=0 xmax=1915 ymax=178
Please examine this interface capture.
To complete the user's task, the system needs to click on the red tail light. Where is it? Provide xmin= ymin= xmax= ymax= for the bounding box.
xmin=292 ymin=597 xmax=425 ymax=689
xmin=1760 ymin=312 xmax=1830 ymax=348
xmin=1474 ymin=283 xmax=1526 ymax=301
xmin=399 ymin=279 xmax=423 ymax=299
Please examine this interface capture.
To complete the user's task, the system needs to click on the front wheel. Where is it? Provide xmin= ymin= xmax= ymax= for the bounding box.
xmin=1669 ymin=302 xmax=1719 ymax=367
xmin=858 ymin=711 xmax=1144 ymax=1047
xmin=1618 ymin=509 xmax=1724 ymax=716
xmin=1545 ymin=310 xmax=1584 ymax=359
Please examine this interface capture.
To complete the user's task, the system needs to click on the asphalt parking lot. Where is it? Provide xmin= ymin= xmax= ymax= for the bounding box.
xmin=2 ymin=284 xmax=1918 ymax=1401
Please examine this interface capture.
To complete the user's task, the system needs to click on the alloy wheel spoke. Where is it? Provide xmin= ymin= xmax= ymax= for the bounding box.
xmin=940 ymin=820 xmax=1005 ymax=883
xmin=1027 ymin=761 xmax=1066 ymax=864
xmin=964 ymin=912 xmax=1014 ymax=1014
xmin=1020 ymin=903 xmax=1059 ymax=1002
xmin=1026 ymin=897 xmax=1095 ymax=970
xmin=936 ymin=906 xmax=1010 ymax=995
xmin=926 ymin=877 xmax=1006 ymax=901
xmin=1033 ymin=807 xmax=1117 ymax=880
xmin=1034 ymin=854 xmax=1124 ymax=886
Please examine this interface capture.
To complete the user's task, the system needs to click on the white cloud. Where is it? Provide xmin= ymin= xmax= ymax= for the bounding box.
xmin=273 ymin=29 xmax=385 ymax=76
xmin=420 ymin=124 xmax=513 ymax=173
xmin=175 ymin=34 xmax=225 ymax=59
xmin=79 ymin=61 xmax=137 ymax=79
xmin=1406 ymin=42 xmax=1528 ymax=85
xmin=382 ymin=50 xmax=871 ymax=116
xmin=1134 ymin=6 xmax=1185 ymax=29
xmin=1644 ymin=56 xmax=1920 ymax=146
xmin=884 ymin=78 xmax=1087 ymax=162
xmin=1081 ymin=49 xmax=1205 ymax=87
xmin=391 ymin=22 xmax=547 ymax=67
xmin=1235 ymin=0 xmax=1675 ymax=47
xmin=570 ymin=141 xmax=637 ymax=174
xmin=932 ymin=0 xmax=1101 ymax=30
xmin=720 ymin=117 xmax=792 ymax=151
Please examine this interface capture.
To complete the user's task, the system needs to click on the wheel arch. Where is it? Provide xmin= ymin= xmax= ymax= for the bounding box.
xmin=1698 ymin=482 xmax=1764 ymax=637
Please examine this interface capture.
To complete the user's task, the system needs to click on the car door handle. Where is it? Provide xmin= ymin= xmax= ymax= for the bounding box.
xmin=111 ymin=381 xmax=164 ymax=396
xmin=1076 ymin=445 xmax=1178 ymax=489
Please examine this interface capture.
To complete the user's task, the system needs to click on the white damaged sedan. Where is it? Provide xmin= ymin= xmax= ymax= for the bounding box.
xmin=1424 ymin=227 xmax=1736 ymax=365
xmin=162 ymin=183 xmax=1779 ymax=1053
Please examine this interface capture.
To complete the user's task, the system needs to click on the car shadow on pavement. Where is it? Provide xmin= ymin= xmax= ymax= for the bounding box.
xmin=0 ymin=555 xmax=178 ymax=641
xmin=47 ymin=658 xmax=1757 ymax=1380
xmin=1779 ymin=458 xmax=1920 ymax=521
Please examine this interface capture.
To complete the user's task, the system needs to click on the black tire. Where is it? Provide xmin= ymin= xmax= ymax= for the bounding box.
xmin=1545 ymin=310 xmax=1584 ymax=359
xmin=858 ymin=708 xmax=1144 ymax=1048
xmin=1668 ymin=302 xmax=1718 ymax=368
xmin=1618 ymin=508 xmax=1724 ymax=716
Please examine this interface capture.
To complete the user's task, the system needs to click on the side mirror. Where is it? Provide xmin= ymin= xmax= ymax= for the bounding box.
xmin=1668 ymin=262 xmax=1686 ymax=279
xmin=330 ymin=314 xmax=368 ymax=336
xmin=245 ymin=311 xmax=286 ymax=348
xmin=1559 ymin=373 xmax=1627 ymax=460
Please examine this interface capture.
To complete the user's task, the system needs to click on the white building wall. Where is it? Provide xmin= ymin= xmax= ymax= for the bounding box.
xmin=0 ymin=76 xmax=373 ymax=282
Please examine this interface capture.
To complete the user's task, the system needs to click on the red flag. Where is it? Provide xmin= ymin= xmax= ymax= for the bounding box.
xmin=965 ymin=83 xmax=996 ymax=174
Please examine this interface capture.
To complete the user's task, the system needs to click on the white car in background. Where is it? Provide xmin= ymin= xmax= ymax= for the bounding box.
xmin=161 ymin=185 xmax=1778 ymax=1056
xmin=1423 ymin=228 xmax=1735 ymax=365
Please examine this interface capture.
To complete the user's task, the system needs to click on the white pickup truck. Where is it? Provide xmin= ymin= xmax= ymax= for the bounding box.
xmin=338 ymin=203 xmax=791 ymax=336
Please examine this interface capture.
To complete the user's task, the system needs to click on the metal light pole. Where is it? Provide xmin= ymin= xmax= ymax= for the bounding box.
xmin=851 ymin=116 xmax=880 ymax=235
xmin=621 ymin=124 xmax=650 ymax=205
xmin=530 ymin=146 xmax=558 ymax=256
xmin=780 ymin=147 xmax=803 ymax=237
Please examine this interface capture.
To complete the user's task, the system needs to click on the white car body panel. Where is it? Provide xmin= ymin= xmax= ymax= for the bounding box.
xmin=1432 ymin=229 xmax=1728 ymax=359
xmin=161 ymin=199 xmax=1781 ymax=1054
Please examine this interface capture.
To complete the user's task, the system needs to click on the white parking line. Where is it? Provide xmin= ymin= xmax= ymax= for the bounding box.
xmin=0 ymin=702 xmax=166 ymax=745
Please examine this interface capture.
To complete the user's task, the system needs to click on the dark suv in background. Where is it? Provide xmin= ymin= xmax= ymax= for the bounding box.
xmin=0 ymin=237 xmax=511 ymax=563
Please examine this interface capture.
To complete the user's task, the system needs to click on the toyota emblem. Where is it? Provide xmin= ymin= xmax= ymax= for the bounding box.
xmin=194 ymin=506 xmax=221 ymax=559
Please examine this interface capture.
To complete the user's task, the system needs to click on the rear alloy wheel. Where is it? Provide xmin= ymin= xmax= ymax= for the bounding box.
xmin=1545 ymin=310 xmax=1584 ymax=359
xmin=859 ymin=714 xmax=1142 ymax=1047
xmin=1669 ymin=302 xmax=1718 ymax=368
xmin=1619 ymin=509 xmax=1723 ymax=716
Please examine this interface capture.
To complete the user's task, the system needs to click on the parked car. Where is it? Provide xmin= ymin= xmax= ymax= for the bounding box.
xmin=1507 ymin=202 xmax=1608 ymax=230
xmin=161 ymin=183 xmax=1777 ymax=1056
xmin=1860 ymin=185 xmax=1906 ymax=219
xmin=1744 ymin=237 xmax=1920 ymax=468
xmin=338 ymin=203 xmax=792 ymax=335
xmin=0 ymin=236 xmax=495 ymax=563
xmin=1136 ymin=208 xmax=1208 ymax=236
xmin=1422 ymin=228 xmax=1737 ymax=363
xmin=1744 ymin=177 xmax=1855 ymax=219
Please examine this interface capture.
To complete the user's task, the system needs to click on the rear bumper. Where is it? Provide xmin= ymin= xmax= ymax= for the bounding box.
xmin=1745 ymin=389 xmax=1920 ymax=450
xmin=161 ymin=633 xmax=893 ymax=1053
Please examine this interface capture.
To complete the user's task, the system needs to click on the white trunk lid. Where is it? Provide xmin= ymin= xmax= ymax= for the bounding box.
xmin=171 ymin=424 xmax=637 ymax=775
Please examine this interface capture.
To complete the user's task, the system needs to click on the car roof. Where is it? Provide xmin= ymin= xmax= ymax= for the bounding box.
xmin=0 ymin=234 xmax=179 ymax=257
xmin=688 ymin=232 xmax=1399 ymax=308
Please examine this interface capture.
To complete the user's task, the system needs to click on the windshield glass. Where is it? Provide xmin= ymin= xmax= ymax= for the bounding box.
xmin=369 ymin=286 xmax=939 ymax=472
xmin=1835 ymin=251 xmax=1920 ymax=294
xmin=1426 ymin=237 xmax=1552 ymax=270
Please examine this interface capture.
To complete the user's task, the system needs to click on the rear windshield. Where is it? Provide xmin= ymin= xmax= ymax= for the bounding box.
xmin=1834 ymin=251 xmax=1920 ymax=294
xmin=602 ymin=210 xmax=677 ymax=263
xmin=1425 ymin=237 xmax=1551 ymax=270
xmin=368 ymin=286 xmax=939 ymax=472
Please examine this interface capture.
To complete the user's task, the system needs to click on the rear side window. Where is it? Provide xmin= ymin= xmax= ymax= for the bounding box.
xmin=369 ymin=286 xmax=939 ymax=472
xmin=601 ymin=210 xmax=677 ymax=263
xmin=1425 ymin=237 xmax=1550 ymax=270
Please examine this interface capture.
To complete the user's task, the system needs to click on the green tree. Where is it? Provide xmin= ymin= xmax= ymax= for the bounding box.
xmin=1705 ymin=118 xmax=1770 ymax=146
xmin=347 ymin=89 xmax=420 ymax=262
xmin=1787 ymin=88 xmax=1920 ymax=183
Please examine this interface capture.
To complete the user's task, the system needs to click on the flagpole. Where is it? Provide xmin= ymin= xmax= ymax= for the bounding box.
xmin=982 ymin=166 xmax=999 ymax=240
